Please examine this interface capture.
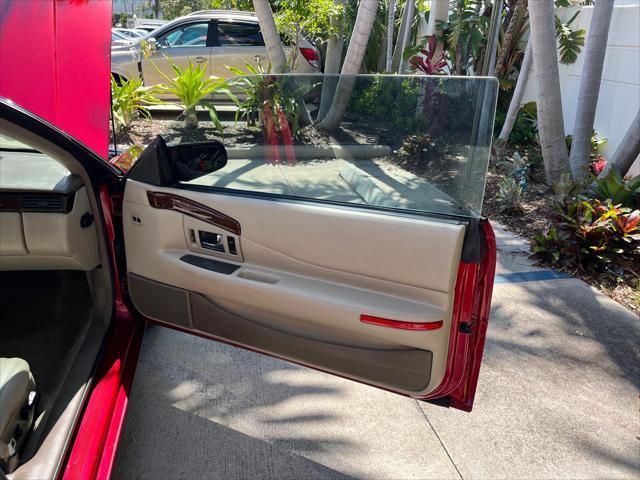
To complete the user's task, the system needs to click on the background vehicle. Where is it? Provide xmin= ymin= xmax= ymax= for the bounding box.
xmin=113 ymin=27 xmax=148 ymax=39
xmin=111 ymin=28 xmax=132 ymax=47
xmin=134 ymin=18 xmax=168 ymax=33
xmin=111 ymin=10 xmax=321 ymax=93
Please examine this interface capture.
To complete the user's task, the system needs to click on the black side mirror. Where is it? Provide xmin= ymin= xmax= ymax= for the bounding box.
xmin=128 ymin=136 xmax=227 ymax=186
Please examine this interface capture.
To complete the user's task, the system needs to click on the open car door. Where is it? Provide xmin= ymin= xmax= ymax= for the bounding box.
xmin=121 ymin=74 xmax=498 ymax=412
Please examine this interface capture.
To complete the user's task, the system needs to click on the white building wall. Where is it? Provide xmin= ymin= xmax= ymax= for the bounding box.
xmin=523 ymin=1 xmax=640 ymax=176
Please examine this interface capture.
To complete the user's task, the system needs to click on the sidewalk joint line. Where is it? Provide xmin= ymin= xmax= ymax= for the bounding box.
xmin=414 ymin=400 xmax=464 ymax=480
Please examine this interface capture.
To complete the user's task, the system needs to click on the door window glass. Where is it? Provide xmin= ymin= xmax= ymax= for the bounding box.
xmin=218 ymin=22 xmax=264 ymax=47
xmin=157 ymin=23 xmax=208 ymax=48
xmin=171 ymin=74 xmax=498 ymax=218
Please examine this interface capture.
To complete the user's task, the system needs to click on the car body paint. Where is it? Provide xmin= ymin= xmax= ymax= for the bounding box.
xmin=0 ymin=0 xmax=111 ymax=158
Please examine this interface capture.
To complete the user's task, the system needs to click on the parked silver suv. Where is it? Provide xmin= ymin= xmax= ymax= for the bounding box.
xmin=111 ymin=10 xmax=321 ymax=91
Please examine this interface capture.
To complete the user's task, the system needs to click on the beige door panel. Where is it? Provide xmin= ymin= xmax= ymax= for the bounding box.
xmin=0 ymin=187 xmax=100 ymax=271
xmin=123 ymin=180 xmax=465 ymax=394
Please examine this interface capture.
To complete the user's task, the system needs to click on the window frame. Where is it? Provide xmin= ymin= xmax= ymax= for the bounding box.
xmin=213 ymin=19 xmax=265 ymax=48
xmin=154 ymin=20 xmax=216 ymax=49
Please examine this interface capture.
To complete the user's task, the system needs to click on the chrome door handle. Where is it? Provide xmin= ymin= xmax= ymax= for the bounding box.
xmin=194 ymin=56 xmax=207 ymax=63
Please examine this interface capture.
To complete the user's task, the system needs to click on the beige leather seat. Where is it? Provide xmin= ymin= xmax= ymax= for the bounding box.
xmin=0 ymin=358 xmax=35 ymax=474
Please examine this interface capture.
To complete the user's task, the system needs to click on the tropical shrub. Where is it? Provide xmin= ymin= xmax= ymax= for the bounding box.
xmin=408 ymin=35 xmax=447 ymax=75
xmin=110 ymin=75 xmax=156 ymax=130
xmin=565 ymin=130 xmax=607 ymax=160
xmin=532 ymin=197 xmax=640 ymax=277
xmin=498 ymin=151 xmax=533 ymax=190
xmin=352 ymin=77 xmax=420 ymax=131
xmin=588 ymin=170 xmax=640 ymax=209
xmin=227 ymin=63 xmax=302 ymax=165
xmin=493 ymin=107 xmax=537 ymax=145
xmin=496 ymin=177 xmax=524 ymax=212
xmin=153 ymin=59 xmax=235 ymax=130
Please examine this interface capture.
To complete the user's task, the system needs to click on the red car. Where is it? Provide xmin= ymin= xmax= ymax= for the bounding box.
xmin=0 ymin=85 xmax=497 ymax=479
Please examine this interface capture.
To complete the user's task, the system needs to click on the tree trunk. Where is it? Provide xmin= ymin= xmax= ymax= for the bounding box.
xmin=601 ymin=109 xmax=640 ymax=178
xmin=318 ymin=1 xmax=345 ymax=122
xmin=568 ymin=0 xmax=614 ymax=181
xmin=498 ymin=39 xmax=532 ymax=143
xmin=154 ymin=0 xmax=160 ymax=18
xmin=528 ymin=0 xmax=569 ymax=185
xmin=494 ymin=0 xmax=527 ymax=79
xmin=253 ymin=0 xmax=288 ymax=72
xmin=386 ymin=0 xmax=396 ymax=71
xmin=454 ymin=0 xmax=464 ymax=75
xmin=415 ymin=0 xmax=449 ymax=119
xmin=319 ymin=0 xmax=379 ymax=132
xmin=396 ymin=0 xmax=415 ymax=73
xmin=391 ymin=0 xmax=410 ymax=71
xmin=426 ymin=0 xmax=450 ymax=58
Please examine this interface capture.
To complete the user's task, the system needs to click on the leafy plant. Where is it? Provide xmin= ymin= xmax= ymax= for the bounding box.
xmin=501 ymin=151 xmax=534 ymax=188
xmin=496 ymin=177 xmax=524 ymax=212
xmin=555 ymin=11 xmax=586 ymax=65
xmin=110 ymin=75 xmax=156 ymax=130
xmin=352 ymin=77 xmax=420 ymax=131
xmin=152 ymin=59 xmax=235 ymax=130
xmin=409 ymin=35 xmax=448 ymax=75
xmin=227 ymin=63 xmax=305 ymax=165
xmin=532 ymin=197 xmax=640 ymax=277
xmin=589 ymin=169 xmax=640 ymax=209
xmin=437 ymin=0 xmax=491 ymax=75
xmin=565 ymin=130 xmax=607 ymax=160
xmin=494 ymin=107 xmax=537 ymax=145
xmin=532 ymin=227 xmax=564 ymax=264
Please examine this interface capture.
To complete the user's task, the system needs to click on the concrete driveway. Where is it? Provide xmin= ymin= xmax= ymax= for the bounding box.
xmin=113 ymin=225 xmax=639 ymax=480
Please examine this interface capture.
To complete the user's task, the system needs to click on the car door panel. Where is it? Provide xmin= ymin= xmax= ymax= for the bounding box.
xmin=123 ymin=179 xmax=466 ymax=395
xmin=210 ymin=20 xmax=266 ymax=79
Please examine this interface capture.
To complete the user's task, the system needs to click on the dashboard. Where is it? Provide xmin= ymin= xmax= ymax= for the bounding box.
xmin=0 ymin=151 xmax=100 ymax=270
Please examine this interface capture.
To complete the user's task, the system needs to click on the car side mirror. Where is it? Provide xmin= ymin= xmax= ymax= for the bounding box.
xmin=147 ymin=37 xmax=158 ymax=50
xmin=168 ymin=142 xmax=227 ymax=182
xmin=127 ymin=136 xmax=228 ymax=186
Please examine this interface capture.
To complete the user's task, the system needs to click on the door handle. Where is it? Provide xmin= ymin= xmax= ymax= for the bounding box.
xmin=194 ymin=56 xmax=207 ymax=63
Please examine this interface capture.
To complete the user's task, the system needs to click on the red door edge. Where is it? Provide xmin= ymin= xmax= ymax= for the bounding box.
xmin=61 ymin=186 xmax=144 ymax=480
xmin=422 ymin=220 xmax=497 ymax=411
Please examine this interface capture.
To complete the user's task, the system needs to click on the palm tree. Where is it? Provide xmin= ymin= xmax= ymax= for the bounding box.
xmin=601 ymin=109 xmax=640 ymax=178
xmin=426 ymin=0 xmax=450 ymax=57
xmin=498 ymin=39 xmax=532 ymax=143
xmin=318 ymin=0 xmax=346 ymax=121
xmin=319 ymin=0 xmax=380 ymax=132
xmin=391 ymin=0 xmax=416 ymax=73
xmin=568 ymin=0 xmax=614 ymax=181
xmin=385 ymin=0 xmax=396 ymax=71
xmin=528 ymin=0 xmax=569 ymax=185
xmin=253 ymin=0 xmax=288 ymax=72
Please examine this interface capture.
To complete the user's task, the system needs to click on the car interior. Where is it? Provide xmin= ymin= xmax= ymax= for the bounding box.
xmin=0 ymin=123 xmax=113 ymax=479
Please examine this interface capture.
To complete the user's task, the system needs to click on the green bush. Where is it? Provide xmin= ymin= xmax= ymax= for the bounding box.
xmin=352 ymin=77 xmax=420 ymax=131
xmin=588 ymin=169 xmax=640 ymax=209
xmin=110 ymin=75 xmax=156 ymax=130
xmin=532 ymin=197 xmax=640 ymax=277
xmin=152 ymin=59 xmax=235 ymax=130
xmin=493 ymin=107 xmax=537 ymax=145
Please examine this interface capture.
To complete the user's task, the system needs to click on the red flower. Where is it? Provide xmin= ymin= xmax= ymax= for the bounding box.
xmin=590 ymin=156 xmax=608 ymax=175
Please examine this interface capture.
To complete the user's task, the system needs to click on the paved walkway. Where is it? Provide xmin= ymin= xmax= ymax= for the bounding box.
xmin=113 ymin=224 xmax=639 ymax=480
